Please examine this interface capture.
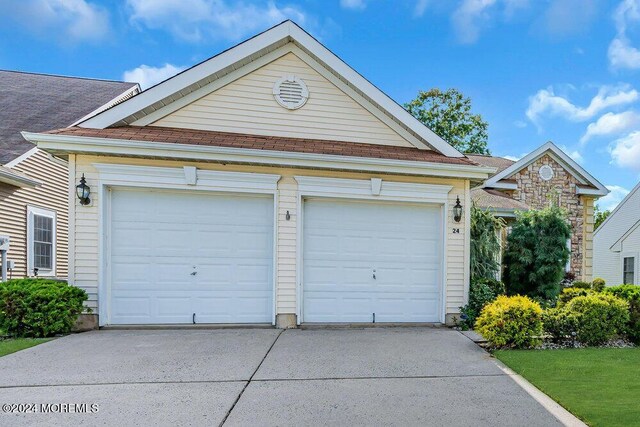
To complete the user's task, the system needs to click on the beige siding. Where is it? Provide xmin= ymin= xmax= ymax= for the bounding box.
xmin=153 ymin=52 xmax=414 ymax=148
xmin=73 ymin=155 xmax=469 ymax=320
xmin=0 ymin=149 xmax=68 ymax=278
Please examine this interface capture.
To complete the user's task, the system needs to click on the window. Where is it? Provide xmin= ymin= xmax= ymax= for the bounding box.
xmin=565 ymin=238 xmax=572 ymax=273
xmin=623 ymin=257 xmax=635 ymax=284
xmin=27 ymin=206 xmax=56 ymax=276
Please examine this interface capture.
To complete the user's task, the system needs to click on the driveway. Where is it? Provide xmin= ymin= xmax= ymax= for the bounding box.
xmin=0 ymin=328 xmax=563 ymax=426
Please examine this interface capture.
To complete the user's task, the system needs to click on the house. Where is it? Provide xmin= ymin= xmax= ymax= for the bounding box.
xmin=593 ymin=181 xmax=640 ymax=286
xmin=23 ymin=21 xmax=496 ymax=328
xmin=469 ymin=142 xmax=609 ymax=282
xmin=0 ymin=70 xmax=139 ymax=280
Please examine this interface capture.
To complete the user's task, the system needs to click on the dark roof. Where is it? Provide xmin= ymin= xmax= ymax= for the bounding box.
xmin=0 ymin=70 xmax=137 ymax=164
xmin=466 ymin=154 xmax=515 ymax=178
xmin=471 ymin=188 xmax=530 ymax=211
xmin=45 ymin=126 xmax=481 ymax=167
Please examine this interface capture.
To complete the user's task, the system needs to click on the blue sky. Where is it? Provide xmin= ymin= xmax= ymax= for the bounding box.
xmin=1 ymin=0 xmax=639 ymax=210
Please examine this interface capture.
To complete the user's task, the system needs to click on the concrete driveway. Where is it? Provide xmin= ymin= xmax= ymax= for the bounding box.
xmin=0 ymin=328 xmax=563 ymax=426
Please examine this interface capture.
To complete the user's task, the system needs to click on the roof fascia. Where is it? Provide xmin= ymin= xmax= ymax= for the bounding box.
xmin=22 ymin=131 xmax=493 ymax=180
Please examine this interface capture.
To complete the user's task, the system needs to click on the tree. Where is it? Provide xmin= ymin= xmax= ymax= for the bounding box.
xmin=594 ymin=205 xmax=610 ymax=230
xmin=404 ymin=88 xmax=490 ymax=154
xmin=503 ymin=206 xmax=571 ymax=300
xmin=470 ymin=203 xmax=505 ymax=280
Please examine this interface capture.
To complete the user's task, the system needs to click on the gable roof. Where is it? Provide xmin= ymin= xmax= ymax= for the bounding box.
xmin=78 ymin=20 xmax=463 ymax=158
xmin=594 ymin=180 xmax=640 ymax=238
xmin=466 ymin=154 xmax=515 ymax=178
xmin=482 ymin=141 xmax=609 ymax=197
xmin=0 ymin=70 xmax=139 ymax=164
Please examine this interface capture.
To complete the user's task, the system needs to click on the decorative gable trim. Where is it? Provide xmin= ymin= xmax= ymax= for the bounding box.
xmin=78 ymin=20 xmax=463 ymax=158
xmin=483 ymin=141 xmax=608 ymax=197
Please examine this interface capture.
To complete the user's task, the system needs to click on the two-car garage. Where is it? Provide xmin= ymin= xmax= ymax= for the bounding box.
xmin=104 ymin=176 xmax=445 ymax=326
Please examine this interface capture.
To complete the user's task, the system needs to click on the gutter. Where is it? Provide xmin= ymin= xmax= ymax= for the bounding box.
xmin=0 ymin=165 xmax=41 ymax=188
xmin=22 ymin=132 xmax=496 ymax=180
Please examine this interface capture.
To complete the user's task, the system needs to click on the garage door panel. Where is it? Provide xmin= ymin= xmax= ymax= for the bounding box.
xmin=303 ymin=198 xmax=442 ymax=323
xmin=109 ymin=189 xmax=273 ymax=325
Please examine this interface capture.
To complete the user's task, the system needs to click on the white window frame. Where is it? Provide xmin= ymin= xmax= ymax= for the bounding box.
xmin=565 ymin=237 xmax=572 ymax=273
xmin=27 ymin=206 xmax=57 ymax=277
xmin=621 ymin=252 xmax=638 ymax=285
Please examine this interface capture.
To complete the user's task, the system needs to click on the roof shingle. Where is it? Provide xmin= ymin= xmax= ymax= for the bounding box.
xmin=0 ymin=70 xmax=137 ymax=164
xmin=46 ymin=126 xmax=481 ymax=166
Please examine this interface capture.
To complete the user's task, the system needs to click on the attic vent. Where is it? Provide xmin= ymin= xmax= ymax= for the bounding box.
xmin=273 ymin=76 xmax=309 ymax=110
xmin=539 ymin=165 xmax=554 ymax=181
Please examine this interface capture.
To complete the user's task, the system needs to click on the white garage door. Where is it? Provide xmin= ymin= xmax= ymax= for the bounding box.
xmin=109 ymin=189 xmax=273 ymax=324
xmin=303 ymin=198 xmax=442 ymax=323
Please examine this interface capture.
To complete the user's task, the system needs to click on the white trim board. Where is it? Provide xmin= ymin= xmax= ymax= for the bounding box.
xmin=24 ymin=132 xmax=494 ymax=180
xmin=483 ymin=141 xmax=608 ymax=197
xmin=4 ymin=147 xmax=38 ymax=168
xmin=77 ymin=20 xmax=463 ymax=158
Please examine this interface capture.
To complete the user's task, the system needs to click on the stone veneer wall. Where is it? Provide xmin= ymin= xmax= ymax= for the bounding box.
xmin=511 ymin=154 xmax=594 ymax=280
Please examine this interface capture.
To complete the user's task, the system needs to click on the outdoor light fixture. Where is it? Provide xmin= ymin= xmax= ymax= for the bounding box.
xmin=76 ymin=174 xmax=91 ymax=205
xmin=453 ymin=196 xmax=463 ymax=223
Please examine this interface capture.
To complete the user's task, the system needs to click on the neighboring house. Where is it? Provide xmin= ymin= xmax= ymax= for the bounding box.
xmin=24 ymin=21 xmax=495 ymax=328
xmin=593 ymin=181 xmax=640 ymax=286
xmin=0 ymin=70 xmax=139 ymax=280
xmin=469 ymin=142 xmax=609 ymax=282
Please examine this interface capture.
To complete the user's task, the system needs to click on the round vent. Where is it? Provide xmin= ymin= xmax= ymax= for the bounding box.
xmin=273 ymin=76 xmax=309 ymax=110
xmin=539 ymin=165 xmax=554 ymax=181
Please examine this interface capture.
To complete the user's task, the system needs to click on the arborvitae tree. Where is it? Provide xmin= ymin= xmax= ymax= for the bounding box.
xmin=503 ymin=206 xmax=571 ymax=300
xmin=470 ymin=203 xmax=505 ymax=280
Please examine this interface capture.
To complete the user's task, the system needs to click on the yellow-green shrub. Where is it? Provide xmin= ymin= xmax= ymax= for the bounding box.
xmin=591 ymin=278 xmax=606 ymax=292
xmin=475 ymin=295 xmax=543 ymax=348
xmin=557 ymin=287 xmax=592 ymax=307
xmin=565 ymin=294 xmax=629 ymax=345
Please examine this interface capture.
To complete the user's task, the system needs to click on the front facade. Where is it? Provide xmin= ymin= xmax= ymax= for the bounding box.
xmin=470 ymin=143 xmax=609 ymax=282
xmin=594 ymin=182 xmax=640 ymax=286
xmin=25 ymin=21 xmax=494 ymax=327
xmin=0 ymin=71 xmax=139 ymax=280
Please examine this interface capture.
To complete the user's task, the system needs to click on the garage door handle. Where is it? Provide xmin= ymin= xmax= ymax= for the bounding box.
xmin=190 ymin=271 xmax=197 ymax=276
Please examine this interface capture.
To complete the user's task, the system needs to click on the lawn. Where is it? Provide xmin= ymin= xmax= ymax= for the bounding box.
xmin=0 ymin=338 xmax=50 ymax=357
xmin=495 ymin=348 xmax=640 ymax=427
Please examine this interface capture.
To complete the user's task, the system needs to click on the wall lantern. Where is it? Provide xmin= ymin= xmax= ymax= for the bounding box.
xmin=453 ymin=196 xmax=463 ymax=223
xmin=76 ymin=174 xmax=91 ymax=205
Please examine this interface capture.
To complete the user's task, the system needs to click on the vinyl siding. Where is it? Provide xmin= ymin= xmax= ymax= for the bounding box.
xmin=153 ymin=52 xmax=414 ymax=148
xmin=73 ymin=155 xmax=470 ymax=320
xmin=593 ymin=184 xmax=640 ymax=286
xmin=0 ymin=149 xmax=68 ymax=278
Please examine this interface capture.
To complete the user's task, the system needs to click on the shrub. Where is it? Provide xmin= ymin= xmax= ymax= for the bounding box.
xmin=470 ymin=204 xmax=505 ymax=280
xmin=503 ymin=206 xmax=571 ymax=300
xmin=459 ymin=278 xmax=505 ymax=329
xmin=542 ymin=307 xmax=579 ymax=342
xmin=604 ymin=285 xmax=640 ymax=343
xmin=571 ymin=281 xmax=592 ymax=290
xmin=475 ymin=295 xmax=543 ymax=348
xmin=591 ymin=278 xmax=606 ymax=292
xmin=557 ymin=287 xmax=593 ymax=307
xmin=565 ymin=294 xmax=629 ymax=345
xmin=0 ymin=279 xmax=88 ymax=338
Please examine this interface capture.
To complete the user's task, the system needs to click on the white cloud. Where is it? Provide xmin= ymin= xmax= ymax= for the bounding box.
xmin=451 ymin=0 xmax=498 ymax=44
xmin=513 ymin=120 xmax=527 ymax=128
xmin=526 ymin=84 xmax=639 ymax=126
xmin=123 ymin=63 xmax=187 ymax=89
xmin=610 ymin=130 xmax=640 ymax=170
xmin=608 ymin=0 xmax=640 ymax=70
xmin=414 ymin=0 xmax=429 ymax=17
xmin=581 ymin=111 xmax=640 ymax=143
xmin=559 ymin=145 xmax=584 ymax=164
xmin=127 ymin=0 xmax=307 ymax=42
xmin=340 ymin=0 xmax=366 ymax=10
xmin=541 ymin=0 xmax=597 ymax=38
xmin=597 ymin=185 xmax=630 ymax=211
xmin=0 ymin=0 xmax=110 ymax=43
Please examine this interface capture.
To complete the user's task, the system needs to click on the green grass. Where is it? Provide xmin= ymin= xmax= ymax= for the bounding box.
xmin=0 ymin=338 xmax=51 ymax=357
xmin=495 ymin=348 xmax=640 ymax=427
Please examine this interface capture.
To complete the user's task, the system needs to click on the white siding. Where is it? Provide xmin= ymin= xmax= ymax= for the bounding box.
xmin=593 ymin=183 xmax=640 ymax=286
xmin=72 ymin=155 xmax=469 ymax=321
xmin=153 ymin=52 xmax=414 ymax=148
